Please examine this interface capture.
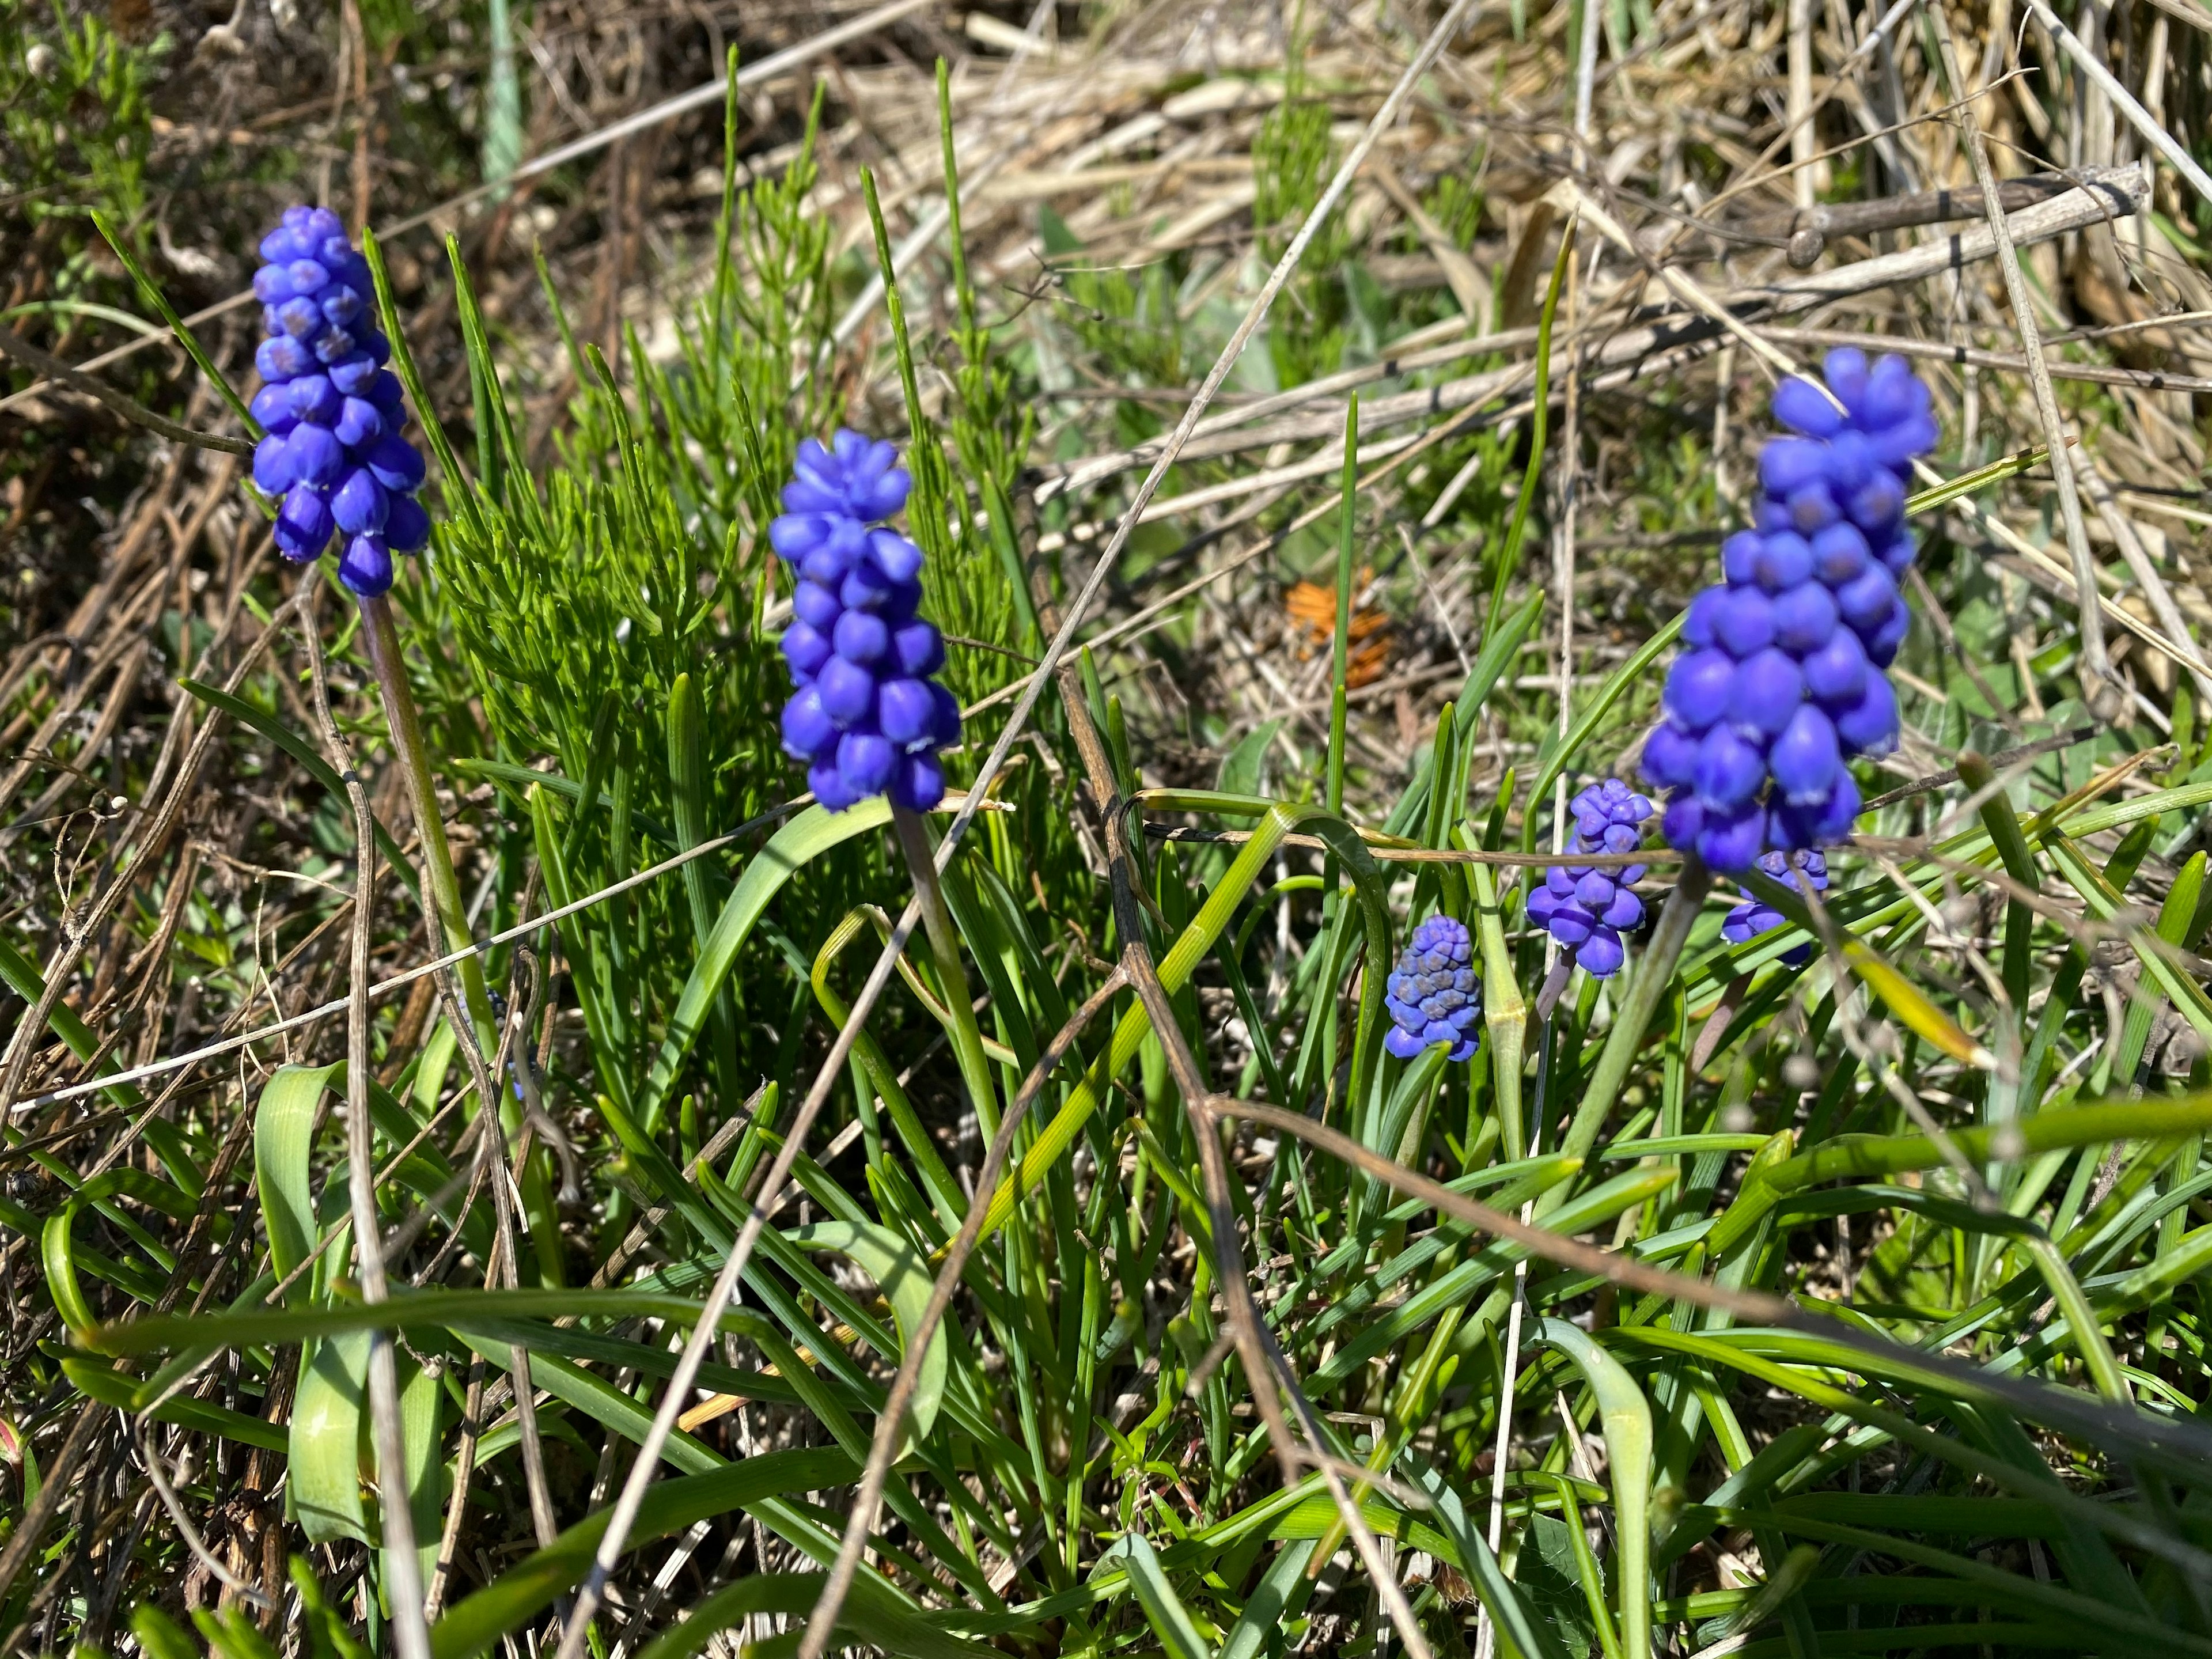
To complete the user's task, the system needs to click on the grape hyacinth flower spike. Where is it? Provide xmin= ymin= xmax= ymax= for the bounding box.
xmin=1641 ymin=349 xmax=1937 ymax=871
xmin=1525 ymin=778 xmax=1653 ymax=979
xmin=771 ymin=430 xmax=961 ymax=812
xmin=248 ymin=205 xmax=429 ymax=597
xmin=1722 ymin=849 xmax=1828 ymax=966
xmin=1384 ymin=914 xmax=1483 ymax=1062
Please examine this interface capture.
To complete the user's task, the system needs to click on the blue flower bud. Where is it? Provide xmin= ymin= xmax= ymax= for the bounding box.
xmin=331 ymin=467 xmax=388 ymax=535
xmin=1666 ymin=648 xmax=1736 ymax=732
xmin=1768 ymin=704 xmax=1841 ymax=804
xmin=1772 ymin=770 xmax=1860 ymax=847
xmin=275 ymin=484 xmax=335 ymax=560
xmin=1580 ymin=931 xmax=1626 ymax=976
xmin=1771 ymin=579 xmax=1839 ymax=654
xmin=1772 ymin=375 xmax=1844 ymax=436
xmin=1713 ymin=586 xmax=1776 ymax=657
xmin=1802 ymin=626 xmax=1869 ymax=707
xmin=780 ymin=620 xmax=833 ymax=681
xmin=1722 ymin=531 xmax=1763 ymax=586
xmin=868 ymin=527 xmax=924 ymax=582
xmin=256 ymin=335 xmax=310 ymax=382
xmin=1641 ymin=721 xmax=1698 ymax=788
xmin=816 ymin=654 xmax=877 ymax=723
xmin=1600 ymin=885 xmax=1644 ymax=929
xmin=1847 ymin=473 xmax=1905 ymax=532
xmin=1866 ymin=596 xmax=1911 ymax=667
xmin=1861 ymin=354 xmax=1925 ymax=428
xmin=1833 ymin=672 xmax=1899 ymax=754
xmin=276 ymin=297 xmax=322 ymax=339
xmin=328 ymin=353 xmax=379 ymax=397
xmin=361 ymin=432 xmax=426 ymax=494
xmin=286 ymin=373 xmax=340 ymax=425
xmin=333 ymin=396 xmax=384 ymax=449
xmin=810 ymin=756 xmax=865 ymax=813
xmin=892 ymin=751 xmax=947 ymax=812
xmin=1752 ymin=532 xmax=1813 ymax=593
xmin=838 ymin=732 xmax=898 ymax=797
xmin=1810 ymin=521 xmax=1870 ymax=584
xmin=892 ymin=618 xmax=946 ymax=677
xmin=1695 ymin=726 xmax=1767 ymax=808
xmin=1696 ymin=800 xmax=1767 ymax=873
xmin=793 ymin=579 xmax=842 ymax=631
xmin=253 ymin=433 xmax=297 ymax=495
xmin=249 ymin=383 xmax=295 ymax=432
xmin=840 ymin=560 xmax=897 ymax=612
xmin=927 ymin=681 xmax=963 ymax=748
xmin=287 ymin=424 xmax=345 ymax=487
xmin=1682 ymin=585 xmax=1726 ymax=649
xmin=1760 ymin=437 xmax=1831 ymax=498
xmin=878 ymin=679 xmax=938 ymax=748
xmin=1824 ymin=429 xmax=1876 ymax=493
xmin=1824 ymin=347 xmax=1870 ymax=405
xmin=832 ymin=608 xmax=891 ymax=665
xmin=1836 ymin=560 xmax=1897 ymax=632
xmin=384 ymin=494 xmax=430 ymax=553
xmin=1787 ymin=483 xmax=1840 ymax=535
xmin=337 ymin=535 xmax=393 ymax=597
xmin=1728 ymin=648 xmax=1805 ymax=740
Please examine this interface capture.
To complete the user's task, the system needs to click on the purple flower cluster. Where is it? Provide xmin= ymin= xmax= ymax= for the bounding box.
xmin=1721 ymin=849 xmax=1829 ymax=966
xmin=771 ymin=431 xmax=960 ymax=813
xmin=1525 ymin=778 xmax=1652 ymax=979
xmin=1384 ymin=914 xmax=1483 ymax=1063
xmin=247 ymin=206 xmax=427 ymax=598
xmin=1641 ymin=350 xmax=1936 ymax=872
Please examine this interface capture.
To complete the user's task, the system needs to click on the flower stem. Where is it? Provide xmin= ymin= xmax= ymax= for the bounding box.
xmin=361 ymin=592 xmax=566 ymax=1283
xmin=358 ymin=592 xmax=498 ymax=1052
xmin=1550 ymin=855 xmax=1712 ymax=1180
xmin=889 ymin=804 xmax=999 ymax=1143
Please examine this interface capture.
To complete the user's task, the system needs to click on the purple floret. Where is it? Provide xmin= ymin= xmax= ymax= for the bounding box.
xmin=249 ymin=206 xmax=430 ymax=598
xmin=771 ymin=430 xmax=960 ymax=813
xmin=1640 ymin=349 xmax=1936 ymax=871
xmin=1383 ymin=914 xmax=1484 ymax=1063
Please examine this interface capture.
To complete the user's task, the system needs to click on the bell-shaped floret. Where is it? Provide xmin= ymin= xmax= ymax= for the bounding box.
xmin=336 ymin=535 xmax=393 ymax=597
xmin=1832 ymin=671 xmax=1900 ymax=754
xmin=1768 ymin=704 xmax=1842 ymax=804
xmin=331 ymin=467 xmax=388 ymax=536
xmin=1727 ymin=648 xmax=1805 ymax=740
xmin=1665 ymin=648 xmax=1737 ymax=733
xmin=1695 ymin=726 xmax=1768 ymax=809
xmin=816 ymin=656 xmax=877 ymax=725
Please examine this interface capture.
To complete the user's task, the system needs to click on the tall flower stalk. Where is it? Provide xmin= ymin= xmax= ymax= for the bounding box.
xmin=769 ymin=429 xmax=990 ymax=1108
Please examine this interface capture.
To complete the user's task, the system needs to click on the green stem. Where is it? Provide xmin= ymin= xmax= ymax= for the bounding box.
xmin=890 ymin=805 xmax=1001 ymax=1144
xmin=358 ymin=594 xmax=498 ymax=1052
xmin=1550 ymin=857 xmax=1711 ymax=1184
xmin=363 ymin=593 xmax=567 ymax=1282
